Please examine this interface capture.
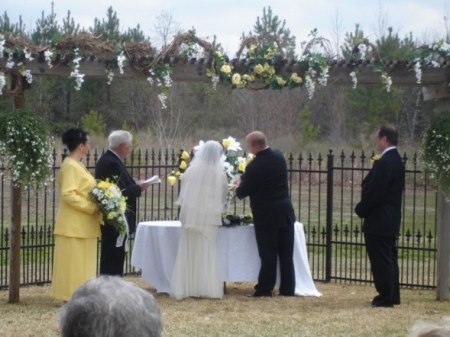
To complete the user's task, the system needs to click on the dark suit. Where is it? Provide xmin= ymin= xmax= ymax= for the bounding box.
xmin=95 ymin=150 xmax=142 ymax=276
xmin=355 ymin=148 xmax=405 ymax=306
xmin=236 ymin=148 xmax=296 ymax=296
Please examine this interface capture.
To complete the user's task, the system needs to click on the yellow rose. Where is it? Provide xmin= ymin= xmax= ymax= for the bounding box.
xmin=253 ymin=64 xmax=264 ymax=75
xmin=231 ymin=73 xmax=241 ymax=85
xmin=220 ymin=64 xmax=231 ymax=75
xmin=215 ymin=51 xmax=223 ymax=58
xmin=181 ymin=150 xmax=190 ymax=161
xmin=248 ymin=44 xmax=257 ymax=55
xmin=167 ymin=175 xmax=177 ymax=186
xmin=175 ymin=171 xmax=181 ymax=177
xmin=290 ymin=72 xmax=302 ymax=83
xmin=276 ymin=76 xmax=287 ymax=86
xmin=264 ymin=63 xmax=275 ymax=75
xmin=223 ymin=138 xmax=232 ymax=149
xmin=242 ymin=74 xmax=255 ymax=82
xmin=179 ymin=160 xmax=187 ymax=170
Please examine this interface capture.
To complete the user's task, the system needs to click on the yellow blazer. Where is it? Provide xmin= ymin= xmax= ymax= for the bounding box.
xmin=54 ymin=157 xmax=102 ymax=238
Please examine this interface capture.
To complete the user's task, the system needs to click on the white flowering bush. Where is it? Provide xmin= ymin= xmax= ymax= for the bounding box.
xmin=422 ymin=113 xmax=450 ymax=192
xmin=0 ymin=110 xmax=54 ymax=187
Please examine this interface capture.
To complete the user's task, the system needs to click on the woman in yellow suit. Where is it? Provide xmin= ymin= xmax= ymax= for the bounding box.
xmin=51 ymin=128 xmax=102 ymax=301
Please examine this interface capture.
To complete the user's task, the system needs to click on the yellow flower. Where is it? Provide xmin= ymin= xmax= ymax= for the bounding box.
xmin=290 ymin=72 xmax=302 ymax=83
xmin=371 ymin=154 xmax=382 ymax=166
xmin=253 ymin=64 xmax=264 ymax=75
xmin=167 ymin=175 xmax=177 ymax=186
xmin=276 ymin=76 xmax=287 ymax=86
xmin=98 ymin=181 xmax=113 ymax=189
xmin=220 ymin=64 xmax=232 ymax=75
xmin=242 ymin=73 xmax=255 ymax=82
xmin=231 ymin=73 xmax=241 ymax=85
xmin=175 ymin=171 xmax=181 ymax=177
xmin=179 ymin=160 xmax=187 ymax=170
xmin=248 ymin=44 xmax=257 ymax=55
xmin=181 ymin=150 xmax=190 ymax=161
xmin=264 ymin=63 xmax=275 ymax=75
xmin=215 ymin=51 xmax=223 ymax=58
xmin=223 ymin=138 xmax=232 ymax=149
xmin=238 ymin=162 xmax=246 ymax=173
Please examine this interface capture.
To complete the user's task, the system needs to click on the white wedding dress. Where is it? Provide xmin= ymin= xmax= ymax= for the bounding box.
xmin=170 ymin=141 xmax=228 ymax=300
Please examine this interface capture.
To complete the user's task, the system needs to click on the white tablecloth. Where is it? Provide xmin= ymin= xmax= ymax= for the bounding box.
xmin=131 ymin=221 xmax=322 ymax=297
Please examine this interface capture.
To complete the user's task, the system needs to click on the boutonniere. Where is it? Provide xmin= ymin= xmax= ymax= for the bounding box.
xmin=371 ymin=154 xmax=381 ymax=167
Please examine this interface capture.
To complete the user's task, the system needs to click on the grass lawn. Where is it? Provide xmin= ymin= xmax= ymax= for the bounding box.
xmin=0 ymin=277 xmax=448 ymax=337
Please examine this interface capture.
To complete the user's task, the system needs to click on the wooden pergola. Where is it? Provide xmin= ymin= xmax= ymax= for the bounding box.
xmin=1 ymin=34 xmax=449 ymax=303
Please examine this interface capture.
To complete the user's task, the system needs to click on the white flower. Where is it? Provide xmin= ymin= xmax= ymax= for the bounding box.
xmin=44 ymin=49 xmax=53 ymax=68
xmin=106 ymin=69 xmax=114 ymax=85
xmin=222 ymin=136 xmax=241 ymax=151
xmin=414 ymin=60 xmax=422 ymax=84
xmin=117 ymin=51 xmax=126 ymax=74
xmin=24 ymin=48 xmax=34 ymax=61
xmin=305 ymin=75 xmax=315 ymax=99
xmin=349 ymin=71 xmax=358 ymax=89
xmin=20 ymin=69 xmax=33 ymax=84
xmin=211 ymin=75 xmax=220 ymax=90
xmin=0 ymin=72 xmax=6 ymax=95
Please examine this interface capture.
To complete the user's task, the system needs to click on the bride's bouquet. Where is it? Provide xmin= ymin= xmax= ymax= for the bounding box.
xmin=90 ymin=179 xmax=128 ymax=235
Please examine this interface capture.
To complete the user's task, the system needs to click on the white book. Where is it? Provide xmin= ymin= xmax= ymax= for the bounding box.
xmin=144 ymin=175 xmax=161 ymax=184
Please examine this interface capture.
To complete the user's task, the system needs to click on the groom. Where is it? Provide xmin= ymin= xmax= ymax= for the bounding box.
xmin=355 ymin=125 xmax=404 ymax=307
xmin=235 ymin=131 xmax=296 ymax=297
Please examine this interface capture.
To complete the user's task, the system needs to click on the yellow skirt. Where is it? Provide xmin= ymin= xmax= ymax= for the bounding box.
xmin=51 ymin=235 xmax=98 ymax=301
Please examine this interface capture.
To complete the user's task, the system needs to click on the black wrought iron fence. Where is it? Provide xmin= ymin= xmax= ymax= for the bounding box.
xmin=0 ymin=148 xmax=437 ymax=289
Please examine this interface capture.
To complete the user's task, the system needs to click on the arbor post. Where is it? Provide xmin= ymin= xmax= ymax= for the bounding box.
xmin=436 ymin=185 xmax=450 ymax=301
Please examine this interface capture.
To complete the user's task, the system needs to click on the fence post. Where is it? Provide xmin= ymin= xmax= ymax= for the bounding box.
xmin=325 ymin=150 xmax=334 ymax=282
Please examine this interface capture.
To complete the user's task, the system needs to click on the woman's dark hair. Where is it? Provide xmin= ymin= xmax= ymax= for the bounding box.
xmin=61 ymin=128 xmax=89 ymax=151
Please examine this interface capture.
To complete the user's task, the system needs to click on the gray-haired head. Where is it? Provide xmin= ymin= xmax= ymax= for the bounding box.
xmin=60 ymin=276 xmax=162 ymax=337
xmin=108 ymin=130 xmax=132 ymax=150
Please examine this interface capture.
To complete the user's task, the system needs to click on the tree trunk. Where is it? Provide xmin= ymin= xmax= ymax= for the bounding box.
xmin=436 ymin=185 xmax=450 ymax=301
xmin=9 ymin=73 xmax=24 ymax=303
xmin=9 ymin=184 xmax=21 ymax=303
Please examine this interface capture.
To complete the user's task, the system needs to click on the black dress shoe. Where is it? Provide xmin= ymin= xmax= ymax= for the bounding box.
xmin=246 ymin=292 xmax=272 ymax=298
xmin=371 ymin=302 xmax=394 ymax=308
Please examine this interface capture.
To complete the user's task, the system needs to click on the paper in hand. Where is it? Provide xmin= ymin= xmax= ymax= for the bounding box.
xmin=144 ymin=175 xmax=161 ymax=184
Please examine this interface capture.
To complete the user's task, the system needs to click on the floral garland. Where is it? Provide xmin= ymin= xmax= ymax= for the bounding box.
xmin=2 ymin=32 xmax=450 ymax=102
xmin=0 ymin=109 xmax=54 ymax=187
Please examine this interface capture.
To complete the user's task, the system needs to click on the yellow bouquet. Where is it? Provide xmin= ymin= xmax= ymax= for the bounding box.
xmin=90 ymin=179 xmax=128 ymax=235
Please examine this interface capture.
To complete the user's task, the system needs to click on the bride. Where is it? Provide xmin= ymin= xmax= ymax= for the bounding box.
xmin=170 ymin=140 xmax=228 ymax=299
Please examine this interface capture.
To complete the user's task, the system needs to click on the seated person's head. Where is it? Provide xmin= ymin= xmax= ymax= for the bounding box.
xmin=408 ymin=317 xmax=450 ymax=337
xmin=60 ymin=276 xmax=162 ymax=337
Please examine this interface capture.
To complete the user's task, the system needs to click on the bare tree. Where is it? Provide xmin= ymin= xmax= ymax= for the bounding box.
xmin=331 ymin=6 xmax=343 ymax=59
xmin=152 ymin=10 xmax=181 ymax=50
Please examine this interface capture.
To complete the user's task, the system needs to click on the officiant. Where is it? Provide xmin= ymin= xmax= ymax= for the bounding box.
xmin=95 ymin=130 xmax=150 ymax=276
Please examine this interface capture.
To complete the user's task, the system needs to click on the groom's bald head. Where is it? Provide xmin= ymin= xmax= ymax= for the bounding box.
xmin=246 ymin=131 xmax=267 ymax=154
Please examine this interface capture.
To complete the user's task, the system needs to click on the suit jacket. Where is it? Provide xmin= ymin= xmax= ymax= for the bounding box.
xmin=236 ymin=148 xmax=295 ymax=229
xmin=95 ymin=150 xmax=142 ymax=234
xmin=54 ymin=157 xmax=102 ymax=238
xmin=355 ymin=148 xmax=405 ymax=237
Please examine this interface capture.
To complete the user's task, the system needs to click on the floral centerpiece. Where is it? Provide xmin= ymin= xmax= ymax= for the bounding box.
xmin=422 ymin=113 xmax=450 ymax=197
xmin=90 ymin=179 xmax=128 ymax=235
xmin=222 ymin=213 xmax=253 ymax=227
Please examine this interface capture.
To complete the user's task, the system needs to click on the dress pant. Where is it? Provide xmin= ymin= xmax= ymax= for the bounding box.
xmin=254 ymin=223 xmax=295 ymax=296
xmin=100 ymin=224 xmax=126 ymax=276
xmin=364 ymin=233 xmax=400 ymax=305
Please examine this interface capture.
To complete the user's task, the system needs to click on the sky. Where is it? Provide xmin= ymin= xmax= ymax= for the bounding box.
xmin=2 ymin=0 xmax=449 ymax=56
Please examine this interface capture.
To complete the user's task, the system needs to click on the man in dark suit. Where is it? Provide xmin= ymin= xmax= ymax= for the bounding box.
xmin=95 ymin=130 xmax=149 ymax=276
xmin=235 ymin=131 xmax=296 ymax=297
xmin=355 ymin=125 xmax=405 ymax=307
